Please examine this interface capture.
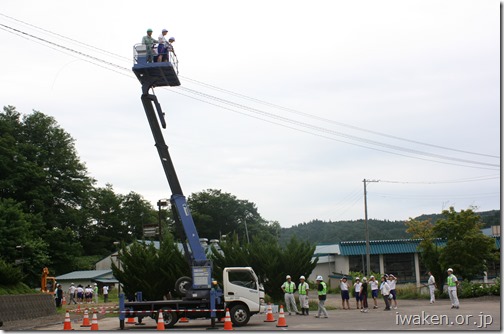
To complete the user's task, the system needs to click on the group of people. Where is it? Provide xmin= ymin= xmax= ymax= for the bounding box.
xmin=281 ymin=274 xmax=328 ymax=318
xmin=280 ymin=268 xmax=460 ymax=317
xmin=66 ymin=282 xmax=109 ymax=304
xmin=339 ymin=274 xmax=398 ymax=312
xmin=142 ymin=28 xmax=176 ymax=63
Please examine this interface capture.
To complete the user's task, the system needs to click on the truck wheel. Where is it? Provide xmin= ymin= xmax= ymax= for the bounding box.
xmin=161 ymin=310 xmax=178 ymax=328
xmin=174 ymin=276 xmax=191 ymax=297
xmin=229 ymin=304 xmax=250 ymax=327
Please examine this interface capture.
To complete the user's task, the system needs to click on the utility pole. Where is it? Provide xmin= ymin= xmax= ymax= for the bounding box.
xmin=363 ymin=179 xmax=379 ymax=277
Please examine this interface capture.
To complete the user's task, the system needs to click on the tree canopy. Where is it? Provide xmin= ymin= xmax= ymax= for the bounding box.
xmin=0 ymin=106 xmax=159 ymax=286
xmin=406 ymin=207 xmax=498 ymax=290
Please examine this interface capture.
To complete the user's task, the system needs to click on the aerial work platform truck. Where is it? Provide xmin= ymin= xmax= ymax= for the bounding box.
xmin=118 ymin=44 xmax=265 ymax=329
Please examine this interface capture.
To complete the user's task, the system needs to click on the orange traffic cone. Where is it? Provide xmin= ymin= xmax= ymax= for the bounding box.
xmin=276 ymin=305 xmax=288 ymax=327
xmin=264 ymin=303 xmax=275 ymax=322
xmin=63 ymin=310 xmax=73 ymax=330
xmin=157 ymin=310 xmax=165 ymax=331
xmin=90 ymin=312 xmax=99 ymax=331
xmin=127 ymin=316 xmax=136 ymax=324
xmin=223 ymin=308 xmax=234 ymax=330
xmin=179 ymin=316 xmax=189 ymax=323
xmin=80 ymin=309 xmax=91 ymax=327
xmin=62 ymin=296 xmax=67 ymax=305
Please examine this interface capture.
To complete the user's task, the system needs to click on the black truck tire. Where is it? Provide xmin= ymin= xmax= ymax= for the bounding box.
xmin=229 ymin=304 xmax=250 ymax=327
xmin=162 ymin=310 xmax=178 ymax=328
xmin=174 ymin=276 xmax=192 ymax=297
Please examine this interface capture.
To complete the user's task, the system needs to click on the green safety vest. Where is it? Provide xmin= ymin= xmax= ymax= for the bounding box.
xmin=284 ymin=281 xmax=295 ymax=293
xmin=447 ymin=275 xmax=457 ymax=287
xmin=298 ymin=283 xmax=308 ymax=295
xmin=318 ymin=281 xmax=327 ymax=296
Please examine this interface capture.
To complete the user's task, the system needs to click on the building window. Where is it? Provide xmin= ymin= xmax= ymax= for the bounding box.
xmin=384 ymin=253 xmax=415 ymax=282
xmin=349 ymin=255 xmax=380 ymax=274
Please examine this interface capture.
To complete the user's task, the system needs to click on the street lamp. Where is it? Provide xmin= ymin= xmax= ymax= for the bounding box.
xmin=157 ymin=199 xmax=169 ymax=241
xmin=113 ymin=241 xmax=121 ymax=296
xmin=16 ymin=245 xmax=24 ymax=276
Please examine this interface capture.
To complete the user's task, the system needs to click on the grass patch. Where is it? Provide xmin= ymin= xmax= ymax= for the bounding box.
xmin=0 ymin=282 xmax=36 ymax=295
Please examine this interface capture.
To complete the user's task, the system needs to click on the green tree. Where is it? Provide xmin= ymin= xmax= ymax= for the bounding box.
xmin=407 ymin=207 xmax=497 ymax=290
xmin=212 ymin=234 xmax=317 ymax=301
xmin=111 ymin=235 xmax=189 ymax=301
xmin=433 ymin=207 xmax=496 ymax=281
xmin=0 ymin=106 xmax=95 ymax=275
xmin=186 ymin=189 xmax=279 ymax=243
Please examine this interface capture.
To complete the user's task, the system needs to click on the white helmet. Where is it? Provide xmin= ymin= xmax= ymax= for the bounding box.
xmin=447 ymin=268 xmax=453 ymax=272
xmin=316 ymin=275 xmax=323 ymax=281
xmin=300 ymin=275 xmax=305 ymax=280
xmin=286 ymin=275 xmax=291 ymax=279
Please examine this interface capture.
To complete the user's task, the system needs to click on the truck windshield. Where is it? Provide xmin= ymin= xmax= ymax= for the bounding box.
xmin=229 ymin=271 xmax=257 ymax=290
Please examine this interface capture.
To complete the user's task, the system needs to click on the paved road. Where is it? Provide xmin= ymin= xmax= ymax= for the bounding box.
xmin=29 ymin=296 xmax=500 ymax=331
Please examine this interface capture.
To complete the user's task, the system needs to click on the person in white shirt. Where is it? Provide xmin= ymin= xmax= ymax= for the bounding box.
xmin=388 ymin=274 xmax=398 ymax=309
xmin=427 ymin=271 xmax=436 ymax=303
xmin=380 ymin=276 xmax=391 ymax=311
xmin=353 ymin=277 xmax=362 ymax=310
xmin=157 ymin=29 xmax=169 ymax=62
xmin=340 ymin=276 xmax=350 ymax=310
xmin=369 ymin=275 xmax=379 ymax=309
xmin=103 ymin=285 xmax=109 ymax=303
xmin=68 ymin=283 xmax=77 ymax=305
xmin=76 ymin=284 xmax=84 ymax=303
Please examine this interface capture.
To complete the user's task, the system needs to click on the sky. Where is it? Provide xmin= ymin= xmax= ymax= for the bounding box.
xmin=1 ymin=0 xmax=500 ymax=229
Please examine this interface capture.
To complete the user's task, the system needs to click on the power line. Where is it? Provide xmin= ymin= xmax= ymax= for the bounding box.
xmin=0 ymin=18 xmax=499 ymax=171
xmin=378 ymin=174 xmax=500 ymax=184
xmin=179 ymin=76 xmax=499 ymax=160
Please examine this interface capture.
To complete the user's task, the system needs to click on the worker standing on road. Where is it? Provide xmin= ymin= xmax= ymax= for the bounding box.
xmin=298 ymin=275 xmax=310 ymax=315
xmin=427 ymin=271 xmax=436 ymax=304
xmin=281 ymin=275 xmax=300 ymax=315
xmin=68 ymin=283 xmax=76 ymax=305
xmin=446 ymin=268 xmax=460 ymax=309
xmin=340 ymin=276 xmax=350 ymax=310
xmin=314 ymin=275 xmax=329 ymax=318
xmin=388 ymin=274 xmax=398 ymax=309
xmin=369 ymin=275 xmax=379 ymax=309
xmin=380 ymin=276 xmax=391 ymax=311
xmin=360 ymin=277 xmax=369 ymax=312
xmin=93 ymin=283 xmax=99 ymax=304
xmin=353 ymin=277 xmax=362 ymax=310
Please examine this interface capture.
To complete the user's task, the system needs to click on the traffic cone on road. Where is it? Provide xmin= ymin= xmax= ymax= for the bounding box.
xmin=276 ymin=305 xmax=288 ymax=327
xmin=80 ymin=309 xmax=91 ymax=327
xmin=127 ymin=316 xmax=136 ymax=324
xmin=63 ymin=310 xmax=73 ymax=330
xmin=62 ymin=296 xmax=67 ymax=305
xmin=264 ymin=303 xmax=275 ymax=322
xmin=157 ymin=311 xmax=165 ymax=331
xmin=90 ymin=312 xmax=99 ymax=331
xmin=179 ymin=316 xmax=189 ymax=323
xmin=223 ymin=308 xmax=234 ymax=330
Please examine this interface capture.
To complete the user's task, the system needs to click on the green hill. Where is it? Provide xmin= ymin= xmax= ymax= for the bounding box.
xmin=279 ymin=210 xmax=500 ymax=246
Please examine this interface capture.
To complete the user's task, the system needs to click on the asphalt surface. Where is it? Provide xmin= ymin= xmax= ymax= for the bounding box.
xmin=12 ymin=296 xmax=499 ymax=331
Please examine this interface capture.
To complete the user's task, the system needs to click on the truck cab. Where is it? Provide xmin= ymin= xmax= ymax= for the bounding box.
xmin=223 ymin=267 xmax=265 ymax=325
